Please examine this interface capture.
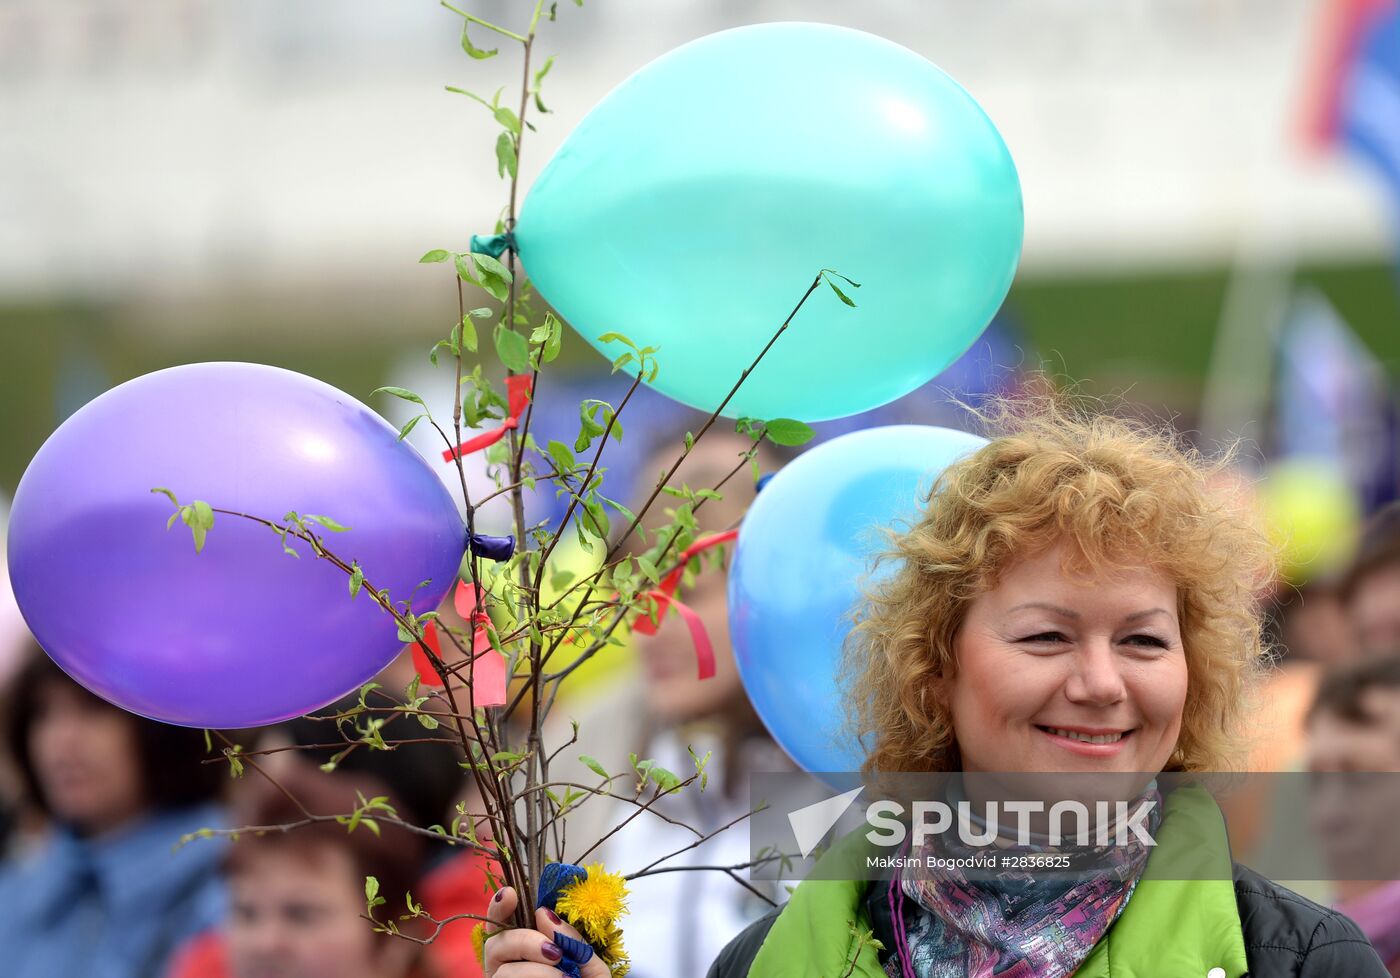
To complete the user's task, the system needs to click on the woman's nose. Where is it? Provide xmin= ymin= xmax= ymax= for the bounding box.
xmin=1064 ymin=639 xmax=1127 ymax=706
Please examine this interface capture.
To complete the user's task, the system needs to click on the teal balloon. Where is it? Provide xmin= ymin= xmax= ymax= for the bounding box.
xmin=514 ymin=22 xmax=1023 ymax=422
xmin=728 ymin=425 xmax=989 ymax=774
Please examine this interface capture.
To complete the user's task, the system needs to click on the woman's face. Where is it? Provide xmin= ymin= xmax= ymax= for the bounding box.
xmin=227 ymin=845 xmax=412 ymax=978
xmin=944 ymin=543 xmax=1188 ymax=775
xmin=28 ymin=680 xmax=146 ymax=834
xmin=634 ymin=435 xmax=760 ymax=726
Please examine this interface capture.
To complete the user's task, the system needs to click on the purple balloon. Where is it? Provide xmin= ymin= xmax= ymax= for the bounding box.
xmin=7 ymin=362 xmax=465 ymax=728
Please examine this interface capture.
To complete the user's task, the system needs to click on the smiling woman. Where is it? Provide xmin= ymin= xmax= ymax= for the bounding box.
xmin=848 ymin=397 xmax=1270 ymax=780
xmin=709 ymin=395 xmax=1391 ymax=978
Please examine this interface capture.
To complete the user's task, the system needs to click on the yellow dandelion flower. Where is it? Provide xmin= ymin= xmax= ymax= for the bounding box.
xmin=599 ymin=924 xmax=630 ymax=976
xmin=556 ymin=862 xmax=629 ymax=942
xmin=470 ymin=922 xmax=487 ymax=966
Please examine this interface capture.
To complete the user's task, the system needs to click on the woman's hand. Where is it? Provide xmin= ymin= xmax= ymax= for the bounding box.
xmin=482 ymin=887 xmax=612 ymax=978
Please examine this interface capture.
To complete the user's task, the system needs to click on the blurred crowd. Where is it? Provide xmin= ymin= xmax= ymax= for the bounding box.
xmin=3 ymin=348 xmax=1400 ymax=978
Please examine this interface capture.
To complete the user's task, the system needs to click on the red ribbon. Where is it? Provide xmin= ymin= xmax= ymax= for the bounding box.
xmin=442 ymin=374 xmax=534 ymax=462
xmin=412 ymin=581 xmax=504 ymax=705
xmin=631 ymin=529 xmax=739 ymax=681
xmin=632 ymin=529 xmax=738 ymax=637
xmin=641 ymin=590 xmax=716 ymax=680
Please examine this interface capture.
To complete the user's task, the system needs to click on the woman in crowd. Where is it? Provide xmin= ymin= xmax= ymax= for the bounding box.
xmin=0 ymin=647 xmax=228 ymax=978
xmin=485 ymin=398 xmax=1390 ymax=977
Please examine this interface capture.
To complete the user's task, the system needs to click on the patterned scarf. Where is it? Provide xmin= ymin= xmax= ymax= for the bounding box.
xmin=885 ymin=781 xmax=1162 ymax=978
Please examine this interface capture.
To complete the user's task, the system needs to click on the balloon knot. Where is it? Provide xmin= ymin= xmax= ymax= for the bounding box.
xmin=469 ymin=533 xmax=515 ymax=562
xmin=469 ymin=232 xmax=515 ymax=259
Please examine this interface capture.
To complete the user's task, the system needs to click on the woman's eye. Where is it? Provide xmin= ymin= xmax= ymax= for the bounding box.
xmin=1018 ymin=632 xmax=1068 ymax=644
xmin=1123 ymin=634 xmax=1168 ymax=649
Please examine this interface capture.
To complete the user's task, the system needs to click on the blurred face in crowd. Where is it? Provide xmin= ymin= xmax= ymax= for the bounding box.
xmin=945 ymin=543 xmax=1189 ymax=776
xmin=228 ymin=844 xmax=414 ymax=978
xmin=1306 ymin=690 xmax=1400 ymax=879
xmin=1350 ymin=562 xmax=1400 ymax=655
xmin=27 ymin=679 xmax=146 ymax=834
xmin=635 ymin=433 xmax=765 ymax=726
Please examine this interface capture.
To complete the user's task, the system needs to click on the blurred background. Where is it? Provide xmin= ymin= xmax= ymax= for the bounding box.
xmin=1 ymin=0 xmax=1397 ymax=494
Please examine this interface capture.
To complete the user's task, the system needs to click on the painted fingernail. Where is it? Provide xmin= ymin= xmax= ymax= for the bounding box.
xmin=542 ymin=942 xmax=562 ymax=962
xmin=492 ymin=889 xmax=504 ymax=903
xmin=545 ymin=908 xmax=561 ymax=924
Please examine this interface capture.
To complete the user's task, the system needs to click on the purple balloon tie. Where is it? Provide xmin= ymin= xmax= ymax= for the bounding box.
xmin=469 ymin=533 xmax=515 ymax=562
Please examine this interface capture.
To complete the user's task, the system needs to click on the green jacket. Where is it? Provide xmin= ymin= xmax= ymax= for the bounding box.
xmin=708 ymin=785 xmax=1384 ymax=978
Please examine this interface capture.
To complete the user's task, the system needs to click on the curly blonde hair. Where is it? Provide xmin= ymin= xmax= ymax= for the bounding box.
xmin=843 ymin=394 xmax=1276 ymax=775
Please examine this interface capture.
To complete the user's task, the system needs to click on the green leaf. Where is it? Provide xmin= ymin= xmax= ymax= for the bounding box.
xmin=398 ymin=413 xmax=424 ymax=442
xmin=596 ymin=331 xmax=638 ymax=351
xmin=453 ymin=253 xmax=475 ymax=283
xmin=460 ymin=316 xmax=479 ymax=353
xmin=419 ymin=249 xmax=451 ymax=263
xmin=460 ymin=21 xmax=498 ymax=59
xmin=470 ymin=253 xmax=513 ymax=302
xmin=166 ymin=511 xmax=180 ymax=531
xmin=179 ymin=502 xmax=214 ymax=554
xmin=763 ymin=418 xmax=816 ymax=446
xmin=583 ymin=497 xmax=610 ymax=538
xmin=650 ymin=765 xmax=682 ymax=792
xmin=579 ymin=754 xmax=609 ymax=779
xmin=820 ymin=270 xmax=861 ymax=307
xmin=825 ymin=279 xmax=856 ymax=306
xmin=494 ymin=326 xmax=530 ymax=374
xmin=151 ymin=487 xmax=179 ymax=506
xmin=190 ymin=500 xmax=215 ymax=530
xmin=467 ymin=307 xmax=494 ymax=319
xmin=636 ymin=555 xmax=660 ymax=583
xmin=611 ymin=352 xmax=635 ymax=374
xmin=545 ymin=440 xmax=576 ymax=474
xmin=365 ymin=875 xmax=383 ymax=908
xmin=495 ymin=131 xmax=518 ymax=179
xmin=574 ymin=517 xmax=594 ymax=554
xmin=541 ymin=311 xmax=562 ymax=363
xmin=598 ymin=493 xmax=636 ymax=527
xmin=534 ymin=55 xmax=554 ymax=86
xmin=493 ymin=105 xmax=521 ymax=135
xmin=349 ymin=562 xmax=365 ymax=598
xmin=532 ymin=55 xmax=555 ymax=113
xmin=372 ymin=387 xmax=428 ymax=410
xmin=308 ymin=514 xmax=351 ymax=532
xmin=689 ymin=746 xmax=713 ymax=791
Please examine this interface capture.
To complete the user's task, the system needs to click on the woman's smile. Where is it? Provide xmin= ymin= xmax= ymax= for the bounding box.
xmin=1035 ymin=724 xmax=1136 ymax=756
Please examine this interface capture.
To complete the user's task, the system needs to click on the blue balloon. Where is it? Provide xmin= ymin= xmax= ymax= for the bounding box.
xmin=514 ymin=23 xmax=1022 ymax=422
xmin=728 ymin=425 xmax=988 ymax=774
